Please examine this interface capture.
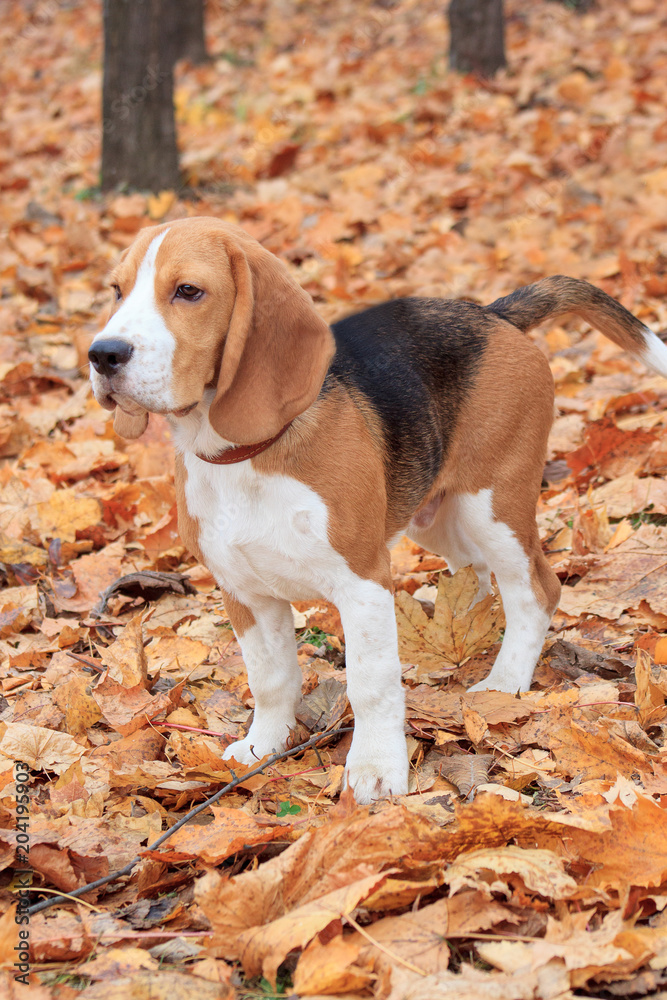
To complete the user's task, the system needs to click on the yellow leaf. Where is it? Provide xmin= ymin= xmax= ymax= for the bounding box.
xmin=396 ymin=567 xmax=504 ymax=675
xmin=446 ymin=845 xmax=578 ymax=900
xmin=239 ymin=872 xmax=388 ymax=986
xmin=147 ymin=190 xmax=175 ymax=220
xmin=36 ymin=489 xmax=101 ymax=543
xmin=0 ymin=723 xmax=84 ymax=774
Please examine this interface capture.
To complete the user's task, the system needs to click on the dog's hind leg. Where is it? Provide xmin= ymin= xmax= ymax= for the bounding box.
xmin=450 ymin=489 xmax=559 ymax=693
xmin=407 ymin=491 xmax=493 ymax=605
xmin=408 ymin=488 xmax=559 ymax=692
xmin=410 ymin=317 xmax=561 ymax=692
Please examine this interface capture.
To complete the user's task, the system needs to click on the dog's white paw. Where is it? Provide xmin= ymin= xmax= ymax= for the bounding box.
xmin=222 ymin=730 xmax=287 ymax=766
xmin=344 ymin=740 xmax=409 ymax=804
xmin=344 ymin=759 xmax=409 ymax=804
xmin=468 ymin=668 xmax=532 ymax=694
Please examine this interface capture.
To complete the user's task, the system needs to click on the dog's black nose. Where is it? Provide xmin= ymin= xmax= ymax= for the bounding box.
xmin=88 ymin=339 xmax=133 ymax=377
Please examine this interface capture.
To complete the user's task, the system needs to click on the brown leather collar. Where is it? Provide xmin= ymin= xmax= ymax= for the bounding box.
xmin=195 ymin=421 xmax=293 ymax=465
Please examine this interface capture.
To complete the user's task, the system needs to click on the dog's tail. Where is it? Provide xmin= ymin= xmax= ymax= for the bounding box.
xmin=487 ymin=275 xmax=667 ymax=376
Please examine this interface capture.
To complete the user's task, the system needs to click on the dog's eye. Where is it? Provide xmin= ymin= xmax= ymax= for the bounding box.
xmin=175 ymin=284 xmax=203 ymax=301
xmin=111 ymin=284 xmax=122 ymax=301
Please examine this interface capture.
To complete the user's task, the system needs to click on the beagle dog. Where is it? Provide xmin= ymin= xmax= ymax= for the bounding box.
xmin=88 ymin=217 xmax=667 ymax=802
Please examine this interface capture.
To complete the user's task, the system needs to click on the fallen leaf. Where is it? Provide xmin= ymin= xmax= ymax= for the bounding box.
xmin=240 ymin=872 xmax=388 ymax=985
xmin=396 ymin=567 xmax=504 ymax=674
xmin=445 ymin=845 xmax=577 ymax=900
xmin=164 ymin=806 xmax=295 ymax=864
xmin=98 ymin=613 xmax=149 ymax=688
xmin=0 ymin=723 xmax=84 ymax=774
xmin=439 ymin=753 xmax=493 ymax=797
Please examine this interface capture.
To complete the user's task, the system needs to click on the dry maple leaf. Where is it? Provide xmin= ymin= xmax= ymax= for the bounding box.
xmin=384 ymin=961 xmax=571 ymax=1000
xmin=52 ymin=675 xmax=103 ymax=735
xmin=634 ymin=648 xmax=667 ymax=728
xmin=0 ymin=723 xmax=83 ymax=774
xmin=555 ymin=794 xmax=667 ymax=891
xmin=294 ymin=889 xmax=512 ymax=993
xmin=477 ymin=909 xmax=653 ymax=989
xmin=566 ymin=417 xmax=659 ymax=481
xmin=98 ymin=612 xmax=149 ymax=688
xmin=396 ymin=566 xmax=504 ymax=675
xmin=66 ymin=970 xmax=232 ymax=1000
xmin=163 ymin=806 xmax=296 ymax=864
xmin=589 ymin=473 xmax=667 ymax=518
xmin=239 ymin=872 xmax=389 ymax=986
xmin=92 ymin=676 xmax=176 ymax=737
xmin=35 ymin=488 xmax=101 ymax=544
xmin=446 ymin=845 xmax=578 ymax=900
xmin=294 ymin=933 xmax=372 ymax=996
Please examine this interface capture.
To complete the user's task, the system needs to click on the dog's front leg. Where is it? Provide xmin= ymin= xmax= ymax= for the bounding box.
xmin=221 ymin=594 xmax=302 ymax=764
xmin=336 ymin=581 xmax=409 ymax=804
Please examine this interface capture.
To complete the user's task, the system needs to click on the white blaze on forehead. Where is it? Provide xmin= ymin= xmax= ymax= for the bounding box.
xmin=104 ymin=227 xmax=171 ymax=339
xmin=91 ymin=227 xmax=179 ymax=412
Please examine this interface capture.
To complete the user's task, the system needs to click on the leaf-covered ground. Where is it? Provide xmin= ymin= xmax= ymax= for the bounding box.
xmin=1 ymin=0 xmax=667 ymax=997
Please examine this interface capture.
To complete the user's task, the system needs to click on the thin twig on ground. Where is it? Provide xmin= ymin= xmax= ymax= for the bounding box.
xmin=26 ymin=727 xmax=352 ymax=916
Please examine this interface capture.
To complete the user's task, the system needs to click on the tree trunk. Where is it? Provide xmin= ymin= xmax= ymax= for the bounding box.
xmin=448 ymin=0 xmax=506 ymax=77
xmin=172 ymin=0 xmax=208 ymax=65
xmin=101 ymin=0 xmax=180 ymax=193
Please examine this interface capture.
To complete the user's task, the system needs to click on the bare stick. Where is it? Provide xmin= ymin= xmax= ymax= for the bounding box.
xmin=26 ymin=727 xmax=352 ymax=916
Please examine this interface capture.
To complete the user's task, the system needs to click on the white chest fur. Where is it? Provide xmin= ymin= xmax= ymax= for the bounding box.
xmin=181 ymin=452 xmax=342 ymax=603
xmin=172 ymin=403 xmax=364 ymax=603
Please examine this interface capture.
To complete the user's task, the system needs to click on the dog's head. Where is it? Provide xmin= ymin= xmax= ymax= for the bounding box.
xmin=88 ymin=217 xmax=335 ymax=443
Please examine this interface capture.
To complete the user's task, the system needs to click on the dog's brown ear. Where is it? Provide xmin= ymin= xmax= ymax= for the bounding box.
xmin=208 ymin=240 xmax=335 ymax=444
xmin=113 ymin=407 xmax=149 ymax=439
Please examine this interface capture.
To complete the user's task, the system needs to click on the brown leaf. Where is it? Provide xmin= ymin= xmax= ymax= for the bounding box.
xmin=164 ymin=807 xmax=295 ymax=864
xmin=239 ymin=872 xmax=388 ymax=985
xmin=588 ymin=474 xmax=667 ymax=518
xmin=634 ymin=648 xmax=667 ymax=728
xmin=98 ymin=613 xmax=149 ymax=688
xmin=520 ymin=708 xmax=647 ymax=781
xmin=560 ymin=795 xmax=667 ymax=890
xmin=294 ymin=933 xmax=369 ymax=996
xmin=396 ymin=567 xmax=504 ymax=675
xmin=0 ymin=723 xmax=83 ymax=774
xmin=92 ymin=676 xmax=173 ymax=736
xmin=567 ymin=418 xmax=659 ymax=481
xmin=477 ymin=911 xmax=652 ymax=988
xmin=380 ymin=961 xmax=571 ymax=999
xmin=446 ymin=845 xmax=577 ymax=900
xmin=461 ymin=703 xmax=488 ymax=745
xmin=76 ymin=947 xmax=159 ymax=980
xmin=439 ymin=753 xmax=493 ymax=797
xmin=55 ymin=541 xmax=124 ymax=613
xmin=52 ymin=675 xmax=103 ymax=735
xmin=73 ymin=971 xmax=232 ymax=999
